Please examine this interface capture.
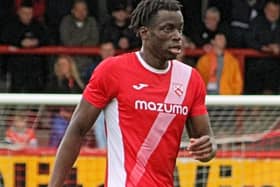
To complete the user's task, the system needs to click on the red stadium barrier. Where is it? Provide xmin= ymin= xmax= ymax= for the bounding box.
xmin=0 ymin=45 xmax=279 ymax=57
xmin=1 ymin=45 xmax=280 ymax=77
xmin=0 ymin=45 xmax=101 ymax=55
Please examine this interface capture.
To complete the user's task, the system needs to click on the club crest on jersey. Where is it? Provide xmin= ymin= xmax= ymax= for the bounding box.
xmin=173 ymin=83 xmax=184 ymax=97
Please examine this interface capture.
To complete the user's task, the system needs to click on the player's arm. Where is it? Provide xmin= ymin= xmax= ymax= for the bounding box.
xmin=48 ymin=98 xmax=101 ymax=187
xmin=186 ymin=115 xmax=217 ymax=162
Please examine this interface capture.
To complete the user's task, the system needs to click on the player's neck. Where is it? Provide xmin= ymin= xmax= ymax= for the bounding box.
xmin=139 ymin=48 xmax=169 ymax=70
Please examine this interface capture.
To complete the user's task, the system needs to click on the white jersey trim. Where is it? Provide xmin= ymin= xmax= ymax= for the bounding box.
xmin=135 ymin=51 xmax=171 ymax=74
xmin=105 ymin=99 xmax=127 ymax=187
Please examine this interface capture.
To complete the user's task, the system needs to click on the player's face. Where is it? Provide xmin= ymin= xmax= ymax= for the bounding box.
xmin=146 ymin=10 xmax=184 ymax=60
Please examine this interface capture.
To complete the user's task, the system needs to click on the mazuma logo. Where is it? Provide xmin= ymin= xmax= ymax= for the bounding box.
xmin=135 ymin=100 xmax=188 ymax=115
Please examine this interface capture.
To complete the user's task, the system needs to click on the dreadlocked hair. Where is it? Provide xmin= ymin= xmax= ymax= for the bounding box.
xmin=129 ymin=0 xmax=182 ymax=32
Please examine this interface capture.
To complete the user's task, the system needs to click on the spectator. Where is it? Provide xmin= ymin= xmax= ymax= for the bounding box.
xmin=46 ymin=55 xmax=84 ymax=93
xmin=5 ymin=112 xmax=38 ymax=149
xmin=49 ymin=106 xmax=96 ymax=148
xmin=84 ymin=41 xmax=115 ymax=83
xmin=230 ymin=0 xmax=266 ymax=48
xmin=49 ymin=107 xmax=73 ymax=147
xmin=15 ymin=0 xmax=46 ymax=23
xmin=45 ymin=0 xmax=73 ymax=44
xmin=0 ymin=0 xmax=50 ymax=93
xmin=179 ymin=0 xmax=203 ymax=37
xmin=0 ymin=1 xmax=9 ymax=92
xmin=60 ymin=0 xmax=99 ymax=76
xmin=0 ymin=56 xmax=8 ymax=92
xmin=245 ymin=0 xmax=280 ymax=94
xmin=196 ymin=33 xmax=243 ymax=95
xmin=107 ymin=0 xmax=139 ymax=14
xmin=208 ymin=0 xmax=265 ymax=24
xmin=100 ymin=3 xmax=140 ymax=50
xmin=85 ymin=0 xmax=107 ymax=24
xmin=0 ymin=0 xmax=14 ymax=34
xmin=246 ymin=0 xmax=280 ymax=53
xmin=176 ymin=35 xmax=197 ymax=67
xmin=99 ymin=41 xmax=116 ymax=60
xmin=207 ymin=0 xmax=230 ymax=23
xmin=191 ymin=7 xmax=229 ymax=50
xmin=60 ymin=0 xmax=99 ymax=46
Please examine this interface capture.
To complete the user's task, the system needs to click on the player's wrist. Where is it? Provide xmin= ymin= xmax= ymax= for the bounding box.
xmin=198 ymin=141 xmax=217 ymax=162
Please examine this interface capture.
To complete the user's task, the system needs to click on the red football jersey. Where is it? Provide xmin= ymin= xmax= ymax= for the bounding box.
xmin=83 ymin=52 xmax=208 ymax=187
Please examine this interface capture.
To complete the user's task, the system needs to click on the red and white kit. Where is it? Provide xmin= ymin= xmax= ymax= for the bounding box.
xmin=83 ymin=51 xmax=207 ymax=187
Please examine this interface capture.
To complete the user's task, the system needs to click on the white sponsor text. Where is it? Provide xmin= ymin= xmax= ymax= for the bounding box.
xmin=135 ymin=100 xmax=188 ymax=115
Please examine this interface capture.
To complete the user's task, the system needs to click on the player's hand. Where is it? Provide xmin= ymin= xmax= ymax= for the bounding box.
xmin=187 ymin=135 xmax=216 ymax=162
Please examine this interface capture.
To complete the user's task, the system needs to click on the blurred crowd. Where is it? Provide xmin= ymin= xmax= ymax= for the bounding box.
xmin=0 ymin=0 xmax=280 ymax=149
xmin=0 ymin=0 xmax=279 ymax=95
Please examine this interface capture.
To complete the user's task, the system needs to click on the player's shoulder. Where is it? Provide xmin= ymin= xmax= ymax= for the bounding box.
xmin=172 ymin=59 xmax=203 ymax=82
xmin=172 ymin=59 xmax=195 ymax=74
xmin=100 ymin=52 xmax=135 ymax=66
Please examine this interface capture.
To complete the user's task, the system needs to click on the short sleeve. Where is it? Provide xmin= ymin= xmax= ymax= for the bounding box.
xmin=83 ymin=57 xmax=119 ymax=109
xmin=189 ymin=69 xmax=208 ymax=117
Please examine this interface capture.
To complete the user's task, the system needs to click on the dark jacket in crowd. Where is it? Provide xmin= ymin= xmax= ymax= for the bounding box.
xmin=46 ymin=76 xmax=83 ymax=94
xmin=100 ymin=17 xmax=140 ymax=49
xmin=0 ymin=0 xmax=14 ymax=32
xmin=208 ymin=0 xmax=266 ymax=47
xmin=244 ymin=14 xmax=280 ymax=94
xmin=0 ymin=18 xmax=50 ymax=93
xmin=245 ymin=14 xmax=280 ymax=49
xmin=45 ymin=0 xmax=73 ymax=44
xmin=191 ymin=22 xmax=229 ymax=47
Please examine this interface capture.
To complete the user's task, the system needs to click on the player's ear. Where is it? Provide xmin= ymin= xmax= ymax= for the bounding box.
xmin=138 ymin=26 xmax=149 ymax=40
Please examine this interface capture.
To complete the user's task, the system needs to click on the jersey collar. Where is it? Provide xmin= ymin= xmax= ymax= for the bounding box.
xmin=135 ymin=51 xmax=171 ymax=74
